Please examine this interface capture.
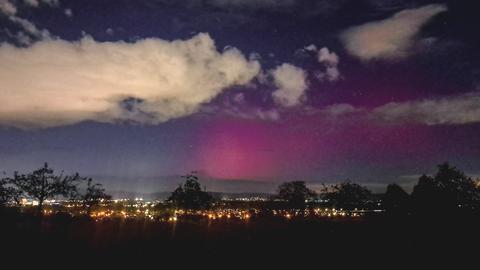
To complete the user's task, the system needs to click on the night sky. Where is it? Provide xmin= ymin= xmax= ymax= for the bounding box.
xmin=1 ymin=0 xmax=479 ymax=194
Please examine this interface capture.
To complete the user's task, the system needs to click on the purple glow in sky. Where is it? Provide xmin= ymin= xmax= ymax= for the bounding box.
xmin=0 ymin=0 xmax=479 ymax=193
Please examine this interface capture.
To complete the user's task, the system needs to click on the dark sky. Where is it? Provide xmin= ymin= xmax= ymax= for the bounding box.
xmin=0 ymin=0 xmax=479 ymax=194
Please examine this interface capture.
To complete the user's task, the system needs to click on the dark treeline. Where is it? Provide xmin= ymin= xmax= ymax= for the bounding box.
xmin=2 ymin=162 xmax=480 ymax=217
xmin=384 ymin=162 xmax=480 ymax=215
xmin=168 ymin=162 xmax=480 ymax=216
xmin=0 ymin=163 xmax=110 ymax=215
xmin=1 ymin=162 xmax=480 ymax=266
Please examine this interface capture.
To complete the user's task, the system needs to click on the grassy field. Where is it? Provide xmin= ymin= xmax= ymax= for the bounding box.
xmin=1 ymin=210 xmax=478 ymax=267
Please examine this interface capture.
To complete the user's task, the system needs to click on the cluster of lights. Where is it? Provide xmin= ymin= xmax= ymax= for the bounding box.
xmin=44 ymin=207 xmax=363 ymax=220
xmin=88 ymin=207 xmax=272 ymax=222
xmin=40 ymin=207 xmax=365 ymax=221
xmin=89 ymin=209 xmax=156 ymax=221
xmin=15 ymin=197 xmax=370 ymax=221
xmin=169 ymin=209 xmax=256 ymax=221
xmin=221 ymin=197 xmax=268 ymax=202
xmin=42 ymin=209 xmax=54 ymax=215
xmin=205 ymin=209 xmax=253 ymax=220
xmin=272 ymin=208 xmax=363 ymax=219
xmin=90 ymin=210 xmax=114 ymax=218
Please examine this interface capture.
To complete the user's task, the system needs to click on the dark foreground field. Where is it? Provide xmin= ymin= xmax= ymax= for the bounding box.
xmin=1 ymin=210 xmax=478 ymax=267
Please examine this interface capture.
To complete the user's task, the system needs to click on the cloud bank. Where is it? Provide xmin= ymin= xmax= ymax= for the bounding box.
xmin=341 ymin=4 xmax=447 ymax=60
xmin=0 ymin=33 xmax=260 ymax=129
xmin=372 ymin=93 xmax=480 ymax=125
xmin=305 ymin=93 xmax=480 ymax=126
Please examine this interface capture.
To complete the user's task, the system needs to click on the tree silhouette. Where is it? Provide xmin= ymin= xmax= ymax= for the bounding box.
xmin=412 ymin=163 xmax=480 ymax=213
xmin=1 ymin=179 xmax=23 ymax=207
xmin=10 ymin=163 xmax=83 ymax=214
xmin=0 ymin=178 xmax=11 ymax=206
xmin=382 ymin=183 xmax=410 ymax=214
xmin=322 ymin=181 xmax=371 ymax=210
xmin=411 ymin=174 xmax=436 ymax=212
xmin=276 ymin=181 xmax=316 ymax=209
xmin=167 ymin=173 xmax=213 ymax=210
xmin=78 ymin=178 xmax=111 ymax=215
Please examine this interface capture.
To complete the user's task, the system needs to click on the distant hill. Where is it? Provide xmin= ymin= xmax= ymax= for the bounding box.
xmin=91 ymin=174 xmax=391 ymax=200
xmin=92 ymin=174 xmax=279 ymax=198
xmin=107 ymin=190 xmax=273 ymax=201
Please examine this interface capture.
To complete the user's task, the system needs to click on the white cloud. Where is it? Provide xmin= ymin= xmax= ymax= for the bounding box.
xmin=23 ymin=0 xmax=59 ymax=7
xmin=322 ymin=103 xmax=362 ymax=116
xmin=200 ymin=93 xmax=280 ymax=122
xmin=64 ymin=8 xmax=73 ymax=18
xmin=304 ymin=44 xmax=317 ymax=52
xmin=24 ymin=0 xmax=39 ymax=7
xmin=318 ymin=47 xmax=339 ymax=66
xmin=341 ymin=4 xmax=447 ymax=60
xmin=0 ymin=33 xmax=261 ymax=129
xmin=300 ymin=45 xmax=341 ymax=82
xmin=372 ymin=93 xmax=480 ymax=125
xmin=13 ymin=31 xmax=32 ymax=45
xmin=316 ymin=47 xmax=340 ymax=81
xmin=271 ymin=63 xmax=308 ymax=107
xmin=224 ymin=107 xmax=280 ymax=121
xmin=40 ymin=0 xmax=59 ymax=7
xmin=303 ymin=103 xmax=364 ymax=119
xmin=0 ymin=0 xmax=16 ymax=16
xmin=8 ymin=15 xmax=50 ymax=39
xmin=246 ymin=108 xmax=280 ymax=121
xmin=323 ymin=67 xmax=340 ymax=81
xmin=105 ymin=28 xmax=115 ymax=36
xmin=1 ymin=0 xmax=52 ymax=44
